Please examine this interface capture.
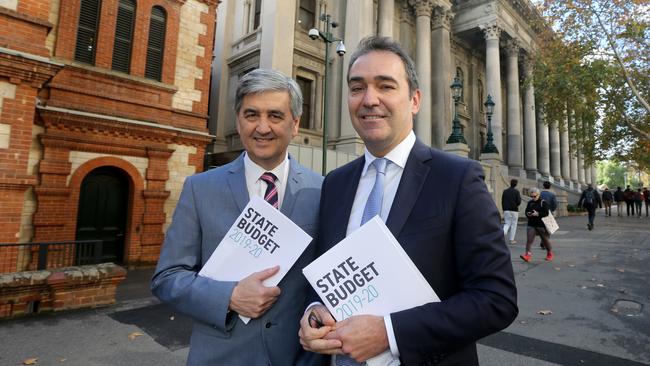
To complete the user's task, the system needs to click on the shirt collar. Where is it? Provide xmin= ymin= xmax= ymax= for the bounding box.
xmin=243 ymin=152 xmax=289 ymax=185
xmin=361 ymin=130 xmax=416 ymax=176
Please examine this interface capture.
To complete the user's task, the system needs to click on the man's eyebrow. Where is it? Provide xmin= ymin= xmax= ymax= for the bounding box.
xmin=267 ymin=109 xmax=286 ymax=116
xmin=348 ymin=75 xmax=399 ymax=84
xmin=242 ymin=107 xmax=258 ymax=114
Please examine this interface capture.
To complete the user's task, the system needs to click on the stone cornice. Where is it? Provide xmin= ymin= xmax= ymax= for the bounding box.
xmin=0 ymin=51 xmax=62 ymax=87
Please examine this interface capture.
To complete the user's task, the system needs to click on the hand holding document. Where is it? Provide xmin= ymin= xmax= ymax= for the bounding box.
xmin=199 ymin=196 xmax=313 ymax=323
xmin=303 ymin=217 xmax=440 ymax=366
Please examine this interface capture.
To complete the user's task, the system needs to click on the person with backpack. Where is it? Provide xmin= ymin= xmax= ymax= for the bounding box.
xmin=601 ymin=187 xmax=613 ymax=217
xmin=624 ymin=185 xmax=635 ymax=216
xmin=540 ymin=181 xmax=558 ymax=213
xmin=578 ymin=183 xmax=602 ymax=230
xmin=634 ymin=188 xmax=644 ymax=218
xmin=613 ymin=186 xmax=625 ymax=217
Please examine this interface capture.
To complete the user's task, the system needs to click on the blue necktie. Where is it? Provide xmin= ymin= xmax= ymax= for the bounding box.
xmin=337 ymin=158 xmax=388 ymax=366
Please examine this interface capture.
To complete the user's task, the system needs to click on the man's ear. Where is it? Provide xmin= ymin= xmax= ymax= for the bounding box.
xmin=411 ymin=89 xmax=422 ymax=115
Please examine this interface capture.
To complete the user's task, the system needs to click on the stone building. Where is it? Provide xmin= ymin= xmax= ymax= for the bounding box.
xmin=0 ymin=0 xmax=218 ymax=273
xmin=209 ymin=0 xmax=598 ymax=212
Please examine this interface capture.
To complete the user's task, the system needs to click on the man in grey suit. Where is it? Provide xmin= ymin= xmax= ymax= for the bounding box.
xmin=152 ymin=69 xmax=325 ymax=365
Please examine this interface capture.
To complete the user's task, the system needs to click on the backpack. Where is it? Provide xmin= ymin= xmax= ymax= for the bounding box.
xmin=585 ymin=190 xmax=594 ymax=205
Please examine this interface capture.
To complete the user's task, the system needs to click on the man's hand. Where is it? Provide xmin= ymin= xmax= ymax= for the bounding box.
xmin=327 ymin=315 xmax=389 ymax=362
xmin=298 ymin=304 xmax=342 ymax=354
xmin=229 ymin=266 xmax=281 ymax=318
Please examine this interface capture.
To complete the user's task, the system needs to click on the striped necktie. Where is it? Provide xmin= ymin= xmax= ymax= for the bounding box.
xmin=260 ymin=172 xmax=279 ymax=209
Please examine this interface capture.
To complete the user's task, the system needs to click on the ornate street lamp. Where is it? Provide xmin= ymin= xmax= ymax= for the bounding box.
xmin=309 ymin=14 xmax=346 ymax=175
xmin=446 ymin=76 xmax=467 ymax=144
xmin=482 ymin=95 xmax=499 ymax=154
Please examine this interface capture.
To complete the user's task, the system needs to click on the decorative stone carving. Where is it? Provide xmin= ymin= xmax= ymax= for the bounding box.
xmin=505 ymin=39 xmax=519 ymax=57
xmin=431 ymin=6 xmax=454 ymax=29
xmin=409 ymin=0 xmax=435 ymax=17
xmin=481 ymin=23 xmax=501 ymax=40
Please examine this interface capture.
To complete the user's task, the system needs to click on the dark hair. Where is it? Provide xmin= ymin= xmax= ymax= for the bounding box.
xmin=510 ymin=179 xmax=518 ymax=188
xmin=347 ymin=36 xmax=419 ymax=97
xmin=543 ymin=181 xmax=551 ymax=189
xmin=235 ymin=69 xmax=303 ymax=119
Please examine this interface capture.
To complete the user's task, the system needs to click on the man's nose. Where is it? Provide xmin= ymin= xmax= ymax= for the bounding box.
xmin=256 ymin=116 xmax=272 ymax=133
xmin=362 ymin=87 xmax=380 ymax=107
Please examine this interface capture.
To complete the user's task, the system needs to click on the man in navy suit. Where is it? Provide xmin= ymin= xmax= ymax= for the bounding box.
xmin=299 ymin=36 xmax=518 ymax=365
xmin=152 ymin=69 xmax=324 ymax=365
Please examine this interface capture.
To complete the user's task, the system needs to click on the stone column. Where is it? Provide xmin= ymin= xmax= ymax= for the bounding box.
xmin=483 ymin=24 xmax=503 ymax=159
xmin=577 ymin=150 xmax=585 ymax=186
xmin=336 ymin=0 xmax=374 ymax=154
xmin=259 ymin=1 xmax=296 ymax=75
xmin=431 ymin=6 xmax=454 ymax=149
xmin=411 ymin=0 xmax=435 ymax=145
xmin=591 ymin=165 xmax=598 ymax=185
xmin=549 ymin=120 xmax=561 ymax=180
xmin=569 ymin=110 xmax=579 ymax=185
xmin=378 ymin=0 xmax=395 ymax=37
xmin=505 ymin=39 xmax=522 ymax=169
xmin=522 ymin=56 xmax=537 ymax=172
xmin=537 ymin=104 xmax=550 ymax=176
xmin=560 ymin=110 xmax=571 ymax=182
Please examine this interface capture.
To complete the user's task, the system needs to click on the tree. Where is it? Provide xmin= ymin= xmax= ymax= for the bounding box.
xmin=596 ymin=160 xmax=626 ymax=188
xmin=533 ymin=0 xmax=649 ymax=169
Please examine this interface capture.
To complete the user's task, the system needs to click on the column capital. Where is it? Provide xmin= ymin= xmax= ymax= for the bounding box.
xmin=481 ymin=23 xmax=501 ymax=40
xmin=409 ymin=0 xmax=435 ymax=17
xmin=431 ymin=6 xmax=454 ymax=29
xmin=522 ymin=54 xmax=535 ymax=75
xmin=505 ymin=39 xmax=520 ymax=57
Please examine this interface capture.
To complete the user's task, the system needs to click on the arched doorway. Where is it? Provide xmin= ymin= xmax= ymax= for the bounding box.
xmin=75 ymin=166 xmax=129 ymax=264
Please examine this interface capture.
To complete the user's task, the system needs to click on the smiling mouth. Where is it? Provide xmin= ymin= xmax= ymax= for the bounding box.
xmin=359 ymin=115 xmax=386 ymax=120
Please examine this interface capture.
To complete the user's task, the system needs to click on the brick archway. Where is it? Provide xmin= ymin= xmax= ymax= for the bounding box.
xmin=68 ymin=157 xmax=146 ymax=266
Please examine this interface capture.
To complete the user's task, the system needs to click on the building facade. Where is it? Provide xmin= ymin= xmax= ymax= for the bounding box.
xmin=0 ymin=0 xmax=218 ymax=273
xmin=209 ymin=0 xmax=598 ymax=211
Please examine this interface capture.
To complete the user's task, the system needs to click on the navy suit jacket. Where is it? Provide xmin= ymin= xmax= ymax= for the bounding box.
xmin=317 ymin=140 xmax=518 ymax=365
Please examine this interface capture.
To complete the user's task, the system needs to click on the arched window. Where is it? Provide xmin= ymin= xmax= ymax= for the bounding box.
xmin=112 ymin=0 xmax=136 ymax=73
xmin=145 ymin=6 xmax=167 ymax=81
xmin=75 ymin=0 xmax=102 ymax=64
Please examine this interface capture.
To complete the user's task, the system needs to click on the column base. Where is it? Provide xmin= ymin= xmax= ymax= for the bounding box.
xmin=443 ymin=142 xmax=470 ymax=158
xmin=526 ymin=170 xmax=542 ymax=181
xmin=332 ymin=136 xmax=365 ymax=156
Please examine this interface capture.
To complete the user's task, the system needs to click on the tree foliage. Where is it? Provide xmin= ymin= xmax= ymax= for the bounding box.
xmin=533 ymin=0 xmax=649 ymax=171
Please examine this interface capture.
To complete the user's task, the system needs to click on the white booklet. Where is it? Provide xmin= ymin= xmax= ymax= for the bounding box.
xmin=303 ymin=216 xmax=440 ymax=366
xmin=199 ymin=195 xmax=313 ymax=323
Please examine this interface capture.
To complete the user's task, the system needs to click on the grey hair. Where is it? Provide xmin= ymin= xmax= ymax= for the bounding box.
xmin=234 ymin=69 xmax=303 ymax=118
xmin=529 ymin=187 xmax=541 ymax=195
xmin=347 ymin=36 xmax=420 ymax=97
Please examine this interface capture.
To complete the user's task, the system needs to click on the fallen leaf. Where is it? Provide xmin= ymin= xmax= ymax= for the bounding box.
xmin=59 ymin=358 xmax=67 ymax=363
xmin=519 ymin=320 xmax=527 ymax=324
xmin=616 ymin=268 xmax=625 ymax=273
xmin=568 ymin=264 xmax=576 ymax=267
xmin=23 ymin=358 xmax=38 ymax=365
xmin=596 ymin=284 xmax=605 ymax=287
xmin=537 ymin=310 xmax=553 ymax=315
xmin=169 ymin=315 xmax=175 ymax=321
xmin=554 ymin=267 xmax=561 ymax=271
xmin=128 ymin=332 xmax=144 ymax=340
xmin=581 ymin=286 xmax=587 ymax=289
xmin=611 ymin=308 xmax=619 ymax=313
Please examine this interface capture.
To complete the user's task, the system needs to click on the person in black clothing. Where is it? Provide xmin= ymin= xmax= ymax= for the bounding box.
xmin=578 ymin=183 xmax=602 ymax=230
xmin=613 ymin=186 xmax=625 ymax=217
xmin=601 ymin=187 xmax=613 ymax=217
xmin=634 ymin=188 xmax=644 ymax=218
xmin=502 ymin=179 xmax=522 ymax=244
xmin=520 ymin=187 xmax=553 ymax=262
xmin=624 ymin=185 xmax=635 ymax=216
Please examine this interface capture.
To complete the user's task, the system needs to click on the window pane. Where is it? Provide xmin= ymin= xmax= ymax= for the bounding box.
xmin=298 ymin=0 xmax=315 ymax=30
xmin=297 ymin=77 xmax=312 ymax=129
xmin=111 ymin=0 xmax=136 ymax=73
xmin=74 ymin=0 xmax=102 ymax=64
xmin=253 ymin=0 xmax=262 ymax=29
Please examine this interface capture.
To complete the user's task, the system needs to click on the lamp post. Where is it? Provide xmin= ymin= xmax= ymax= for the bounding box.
xmin=482 ymin=95 xmax=499 ymax=154
xmin=309 ymin=14 xmax=346 ymax=175
xmin=446 ymin=76 xmax=467 ymax=144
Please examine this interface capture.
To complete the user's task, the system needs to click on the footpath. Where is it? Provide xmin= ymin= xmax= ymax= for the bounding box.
xmin=1 ymin=210 xmax=649 ymax=366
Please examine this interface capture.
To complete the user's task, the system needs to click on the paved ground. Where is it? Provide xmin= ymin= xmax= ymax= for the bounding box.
xmin=1 ymin=209 xmax=648 ymax=366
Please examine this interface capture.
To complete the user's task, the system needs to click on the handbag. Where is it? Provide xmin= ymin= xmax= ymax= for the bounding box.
xmin=541 ymin=212 xmax=559 ymax=235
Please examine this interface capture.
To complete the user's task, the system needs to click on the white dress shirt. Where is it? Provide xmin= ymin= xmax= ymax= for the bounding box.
xmin=345 ymin=130 xmax=416 ymax=359
xmin=243 ymin=152 xmax=290 ymax=209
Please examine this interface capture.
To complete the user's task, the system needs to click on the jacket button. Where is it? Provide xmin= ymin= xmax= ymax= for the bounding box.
xmin=265 ymin=322 xmax=272 ymax=328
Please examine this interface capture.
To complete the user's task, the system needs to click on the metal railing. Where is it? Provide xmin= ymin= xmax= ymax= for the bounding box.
xmin=0 ymin=240 xmax=104 ymax=274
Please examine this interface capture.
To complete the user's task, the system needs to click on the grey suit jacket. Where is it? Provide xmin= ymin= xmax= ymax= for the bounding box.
xmin=151 ymin=154 xmax=325 ymax=366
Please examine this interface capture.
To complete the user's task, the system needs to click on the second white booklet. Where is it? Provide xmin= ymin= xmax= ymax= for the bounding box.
xmin=199 ymin=195 xmax=313 ymax=323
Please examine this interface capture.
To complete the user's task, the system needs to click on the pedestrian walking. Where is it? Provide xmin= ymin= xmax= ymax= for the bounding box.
xmin=502 ymin=179 xmax=522 ymax=244
xmin=520 ymin=187 xmax=554 ymax=262
xmin=578 ymin=183 xmax=602 ymax=230
xmin=624 ymin=185 xmax=635 ymax=216
xmin=643 ymin=187 xmax=650 ymax=217
xmin=540 ymin=181 xmax=558 ymax=213
xmin=601 ymin=187 xmax=613 ymax=217
xmin=634 ymin=188 xmax=643 ymax=218
xmin=614 ymin=186 xmax=625 ymax=217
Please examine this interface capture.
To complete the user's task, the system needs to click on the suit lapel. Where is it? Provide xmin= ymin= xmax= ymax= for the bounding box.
xmin=330 ymin=157 xmax=365 ymax=243
xmin=226 ymin=154 xmax=249 ymax=212
xmin=386 ymin=140 xmax=432 ymax=237
xmin=281 ymin=156 xmax=303 ymax=218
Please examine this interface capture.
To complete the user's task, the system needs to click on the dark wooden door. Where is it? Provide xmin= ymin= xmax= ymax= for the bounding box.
xmin=76 ymin=167 xmax=128 ymax=264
